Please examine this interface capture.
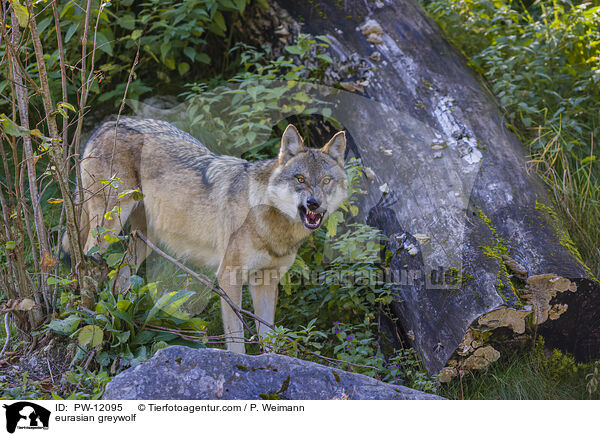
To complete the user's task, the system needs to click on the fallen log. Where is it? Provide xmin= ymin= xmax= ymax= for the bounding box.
xmin=262 ymin=0 xmax=600 ymax=375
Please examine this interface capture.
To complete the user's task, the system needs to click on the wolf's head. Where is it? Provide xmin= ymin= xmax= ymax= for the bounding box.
xmin=267 ymin=125 xmax=348 ymax=230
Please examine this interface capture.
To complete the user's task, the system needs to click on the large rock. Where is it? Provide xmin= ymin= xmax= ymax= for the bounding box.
xmin=102 ymin=346 xmax=443 ymax=400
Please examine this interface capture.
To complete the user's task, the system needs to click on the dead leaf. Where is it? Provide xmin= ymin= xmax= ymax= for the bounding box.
xmin=41 ymin=251 xmax=58 ymax=272
xmin=16 ymin=298 xmax=35 ymax=311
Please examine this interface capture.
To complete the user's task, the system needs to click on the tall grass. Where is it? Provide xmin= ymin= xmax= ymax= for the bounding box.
xmin=440 ymin=340 xmax=599 ymax=400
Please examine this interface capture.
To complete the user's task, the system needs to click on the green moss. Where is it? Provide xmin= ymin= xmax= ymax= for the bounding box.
xmin=332 ymin=370 xmax=341 ymax=383
xmin=259 ymin=376 xmax=291 ymax=400
xmin=477 ymin=210 xmax=520 ymax=304
xmin=535 ymin=201 xmax=597 ymax=281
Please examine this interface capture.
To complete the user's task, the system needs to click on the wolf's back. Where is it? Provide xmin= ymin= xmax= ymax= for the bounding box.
xmin=83 ymin=118 xmax=210 ymax=155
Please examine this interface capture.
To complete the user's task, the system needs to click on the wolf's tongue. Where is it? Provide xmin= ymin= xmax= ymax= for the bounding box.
xmin=308 ymin=211 xmax=320 ymax=221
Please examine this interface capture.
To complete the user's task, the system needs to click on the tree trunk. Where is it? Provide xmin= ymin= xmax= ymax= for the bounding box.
xmin=263 ymin=0 xmax=600 ymax=374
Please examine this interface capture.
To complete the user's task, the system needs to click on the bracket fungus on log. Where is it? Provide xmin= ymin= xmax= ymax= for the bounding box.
xmin=269 ymin=0 xmax=600 ymax=374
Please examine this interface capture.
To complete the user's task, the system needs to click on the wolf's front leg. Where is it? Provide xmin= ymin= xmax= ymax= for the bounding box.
xmin=248 ymin=274 xmax=279 ymax=345
xmin=218 ymin=266 xmax=245 ymax=353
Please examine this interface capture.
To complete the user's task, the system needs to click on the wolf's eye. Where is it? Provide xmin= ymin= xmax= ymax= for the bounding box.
xmin=323 ymin=177 xmax=331 ymax=184
xmin=296 ymin=176 xmax=305 ymax=183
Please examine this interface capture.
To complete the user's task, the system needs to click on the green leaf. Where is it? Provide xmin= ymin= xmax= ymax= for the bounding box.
xmin=151 ymin=340 xmax=169 ymax=355
xmin=37 ymin=16 xmax=52 ymax=35
xmin=105 ymin=252 xmax=124 ymax=268
xmin=183 ymin=46 xmax=196 ymax=61
xmin=94 ymin=31 xmax=113 ymax=56
xmin=48 ymin=315 xmax=81 ymax=335
xmin=10 ymin=0 xmax=29 ymax=27
xmin=326 ymin=213 xmax=339 ymax=237
xmin=183 ymin=317 xmax=208 ymax=330
xmin=118 ymin=13 xmax=136 ymax=30
xmin=285 ymin=45 xmax=304 ymax=56
xmin=116 ymin=331 xmax=131 ymax=343
xmin=213 ymin=11 xmax=226 ymax=32
xmin=164 ymin=58 xmax=176 ymax=70
xmin=197 ymin=53 xmax=211 ymax=64
xmin=131 ymin=29 xmax=142 ymax=40
xmin=109 ymin=308 xmax=134 ymax=330
xmin=103 ymin=205 xmax=121 ymax=221
xmin=86 ymin=246 xmax=101 ymax=257
xmin=65 ymin=22 xmax=80 ymax=44
xmin=5 ymin=241 xmax=16 ymax=250
xmin=178 ymin=62 xmax=190 ymax=76
xmin=143 ymin=290 xmax=194 ymax=328
xmin=104 ymin=234 xmax=121 ymax=244
xmin=131 ymin=330 xmax=156 ymax=345
xmin=0 ymin=114 xmax=26 ymax=137
xmin=78 ymin=325 xmax=103 ymax=347
xmin=116 ymin=300 xmax=131 ymax=311
xmin=118 ymin=189 xmax=144 ymax=201
xmin=57 ymin=101 xmax=76 ymax=114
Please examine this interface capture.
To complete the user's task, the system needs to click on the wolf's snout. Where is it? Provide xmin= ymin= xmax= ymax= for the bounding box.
xmin=306 ymin=197 xmax=320 ymax=211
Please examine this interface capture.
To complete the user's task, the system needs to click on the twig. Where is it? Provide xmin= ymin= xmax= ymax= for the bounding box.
xmin=0 ymin=313 xmax=10 ymax=359
xmin=133 ymin=231 xmax=271 ymax=336
xmin=74 ymin=347 xmax=96 ymax=392
xmin=47 ymin=358 xmax=55 ymax=384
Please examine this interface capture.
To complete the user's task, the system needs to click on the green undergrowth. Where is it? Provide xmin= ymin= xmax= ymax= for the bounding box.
xmin=440 ymin=339 xmax=599 ymax=400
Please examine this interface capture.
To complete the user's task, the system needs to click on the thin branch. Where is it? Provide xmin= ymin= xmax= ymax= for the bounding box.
xmin=132 ymin=231 xmax=270 ymax=337
xmin=25 ymin=0 xmax=88 ymax=305
xmin=0 ymin=313 xmax=10 ymax=359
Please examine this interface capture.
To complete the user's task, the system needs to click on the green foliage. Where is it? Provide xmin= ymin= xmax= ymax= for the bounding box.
xmin=48 ymin=276 xmax=207 ymax=371
xmin=52 ymin=368 xmax=111 ymax=400
xmin=180 ymin=39 xmax=334 ymax=158
xmin=421 ymin=0 xmax=600 ymax=276
xmin=0 ymin=373 xmax=46 ymax=401
xmin=0 ymin=0 xmax=251 ymax=110
xmin=279 ymin=160 xmax=394 ymax=328
xmin=441 ymin=338 xmax=599 ymax=400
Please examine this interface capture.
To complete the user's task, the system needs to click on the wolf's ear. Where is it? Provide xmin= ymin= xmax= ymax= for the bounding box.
xmin=279 ymin=124 xmax=305 ymax=165
xmin=322 ymin=131 xmax=346 ymax=166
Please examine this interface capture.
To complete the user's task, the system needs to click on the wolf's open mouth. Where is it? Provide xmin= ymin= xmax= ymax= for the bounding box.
xmin=298 ymin=205 xmax=324 ymax=230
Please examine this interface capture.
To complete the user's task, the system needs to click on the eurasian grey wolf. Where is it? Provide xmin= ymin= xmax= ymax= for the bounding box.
xmin=64 ymin=118 xmax=347 ymax=353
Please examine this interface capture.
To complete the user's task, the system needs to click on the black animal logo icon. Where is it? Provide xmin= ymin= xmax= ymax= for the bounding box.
xmin=3 ymin=402 xmax=50 ymax=433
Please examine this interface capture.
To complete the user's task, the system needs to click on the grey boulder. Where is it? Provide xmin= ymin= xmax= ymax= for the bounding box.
xmin=102 ymin=346 xmax=443 ymax=400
